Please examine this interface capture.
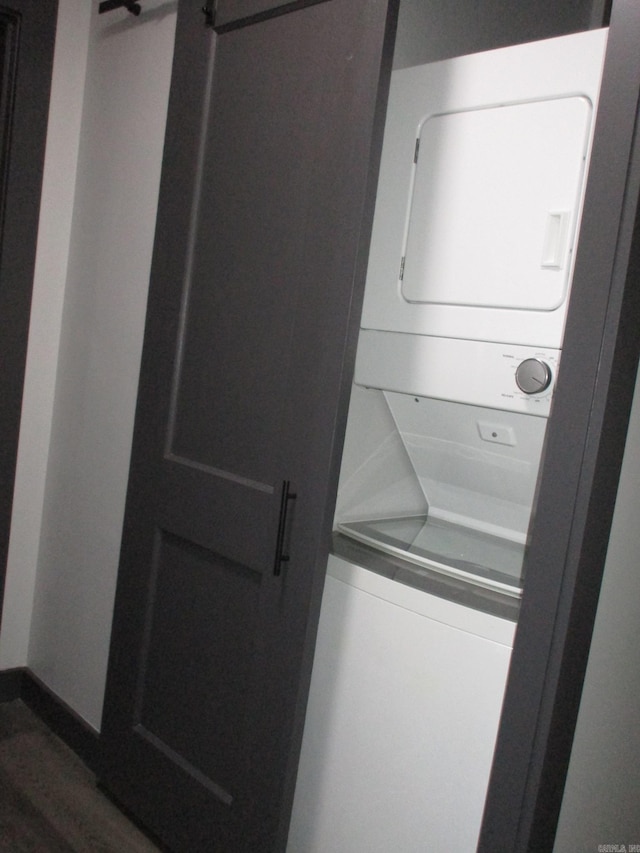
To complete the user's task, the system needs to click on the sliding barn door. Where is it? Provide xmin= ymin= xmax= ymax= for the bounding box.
xmin=100 ymin=1 xmax=396 ymax=850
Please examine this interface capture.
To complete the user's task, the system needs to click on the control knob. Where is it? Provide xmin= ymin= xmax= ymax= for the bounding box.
xmin=515 ymin=358 xmax=552 ymax=395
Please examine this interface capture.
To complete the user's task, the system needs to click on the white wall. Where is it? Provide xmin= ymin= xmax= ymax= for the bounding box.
xmin=0 ymin=0 xmax=91 ymax=671
xmin=554 ymin=360 xmax=640 ymax=850
xmin=27 ymin=0 xmax=177 ymax=731
xmin=0 ymin=0 xmax=177 ymax=731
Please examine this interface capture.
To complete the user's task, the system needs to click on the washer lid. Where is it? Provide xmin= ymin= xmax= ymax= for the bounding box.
xmin=383 ymin=391 xmax=547 ymax=542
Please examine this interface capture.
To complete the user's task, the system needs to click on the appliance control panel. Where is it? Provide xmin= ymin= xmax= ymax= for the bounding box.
xmin=355 ymin=330 xmax=561 ymax=416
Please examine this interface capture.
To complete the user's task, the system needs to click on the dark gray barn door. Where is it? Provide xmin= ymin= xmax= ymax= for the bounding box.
xmin=100 ymin=1 xmax=396 ymax=850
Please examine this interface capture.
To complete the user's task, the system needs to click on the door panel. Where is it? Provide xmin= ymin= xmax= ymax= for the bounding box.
xmin=138 ymin=529 xmax=260 ymax=804
xmin=100 ymin=1 xmax=397 ymax=850
xmin=158 ymin=460 xmax=275 ymax=570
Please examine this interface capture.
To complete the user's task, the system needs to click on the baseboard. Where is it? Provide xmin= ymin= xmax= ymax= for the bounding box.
xmin=0 ymin=666 xmax=25 ymax=701
xmin=0 ymin=667 xmax=100 ymax=772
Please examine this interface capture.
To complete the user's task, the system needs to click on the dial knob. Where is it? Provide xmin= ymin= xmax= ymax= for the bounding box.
xmin=515 ymin=358 xmax=552 ymax=395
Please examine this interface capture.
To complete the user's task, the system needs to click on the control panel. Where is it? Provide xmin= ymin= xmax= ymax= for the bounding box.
xmin=515 ymin=358 xmax=553 ymax=394
xmin=355 ymin=330 xmax=561 ymax=416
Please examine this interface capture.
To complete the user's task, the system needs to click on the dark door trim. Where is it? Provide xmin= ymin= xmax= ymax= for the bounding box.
xmin=478 ymin=2 xmax=640 ymax=849
xmin=0 ymin=0 xmax=59 ymax=621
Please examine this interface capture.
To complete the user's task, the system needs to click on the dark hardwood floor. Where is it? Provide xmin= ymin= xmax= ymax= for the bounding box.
xmin=0 ymin=699 xmax=161 ymax=852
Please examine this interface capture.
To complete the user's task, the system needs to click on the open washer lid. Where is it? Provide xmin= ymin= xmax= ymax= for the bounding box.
xmin=383 ymin=390 xmax=547 ymax=543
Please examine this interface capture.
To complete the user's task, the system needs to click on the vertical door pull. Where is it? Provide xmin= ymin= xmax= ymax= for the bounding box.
xmin=274 ymin=480 xmax=296 ymax=576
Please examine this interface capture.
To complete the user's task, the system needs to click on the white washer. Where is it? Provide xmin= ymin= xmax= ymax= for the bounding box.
xmin=288 ymin=553 xmax=515 ymax=853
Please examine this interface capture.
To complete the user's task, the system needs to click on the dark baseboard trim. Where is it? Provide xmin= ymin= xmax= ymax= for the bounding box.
xmin=0 ymin=667 xmax=101 ymax=772
xmin=0 ymin=666 xmax=25 ymax=701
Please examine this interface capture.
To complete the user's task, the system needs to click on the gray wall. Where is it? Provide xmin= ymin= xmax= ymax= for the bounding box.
xmin=393 ymin=0 xmax=606 ymax=68
xmin=0 ymin=0 xmax=177 ymax=730
xmin=0 ymin=0 xmax=90 ymax=678
xmin=28 ymin=0 xmax=177 ymax=730
xmin=554 ymin=360 xmax=640 ymax=849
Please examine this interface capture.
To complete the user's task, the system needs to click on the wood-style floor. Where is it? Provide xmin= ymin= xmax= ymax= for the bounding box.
xmin=0 ymin=699 xmax=161 ymax=852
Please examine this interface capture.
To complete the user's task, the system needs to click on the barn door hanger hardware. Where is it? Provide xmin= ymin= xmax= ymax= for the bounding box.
xmin=99 ymin=0 xmax=142 ymax=15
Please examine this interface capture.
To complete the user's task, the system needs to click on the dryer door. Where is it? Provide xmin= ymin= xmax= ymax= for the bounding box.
xmin=402 ymin=97 xmax=591 ymax=312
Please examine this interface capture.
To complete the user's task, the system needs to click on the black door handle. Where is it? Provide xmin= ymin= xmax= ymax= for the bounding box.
xmin=273 ymin=480 xmax=296 ymax=576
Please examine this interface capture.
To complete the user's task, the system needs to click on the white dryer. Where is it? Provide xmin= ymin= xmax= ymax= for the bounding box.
xmin=360 ymin=28 xmax=607 ymax=348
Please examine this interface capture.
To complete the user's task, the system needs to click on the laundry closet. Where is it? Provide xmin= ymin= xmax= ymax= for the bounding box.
xmin=288 ymin=3 xmax=608 ymax=850
xmin=3 ymin=1 xmax=640 ymax=851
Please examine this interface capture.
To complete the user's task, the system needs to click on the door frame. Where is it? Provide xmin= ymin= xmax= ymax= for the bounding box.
xmin=0 ymin=0 xmax=59 ymax=622
xmin=478 ymin=1 xmax=640 ymax=848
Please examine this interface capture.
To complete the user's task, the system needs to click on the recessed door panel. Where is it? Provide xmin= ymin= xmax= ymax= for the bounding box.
xmin=137 ymin=530 xmax=261 ymax=807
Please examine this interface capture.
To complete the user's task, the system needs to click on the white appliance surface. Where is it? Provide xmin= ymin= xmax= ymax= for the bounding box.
xmin=355 ymin=332 xmax=560 ymax=415
xmin=337 ymin=515 xmax=525 ymax=596
xmin=348 ymin=343 xmax=550 ymax=594
xmin=288 ymin=554 xmax=514 ymax=853
xmin=361 ymin=28 xmax=607 ymax=348
xmin=384 ymin=391 xmax=547 ymax=541
xmin=403 ymin=96 xmax=591 ymax=311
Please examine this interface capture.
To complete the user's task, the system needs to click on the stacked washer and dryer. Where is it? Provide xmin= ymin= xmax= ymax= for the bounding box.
xmin=288 ymin=29 xmax=608 ymax=852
